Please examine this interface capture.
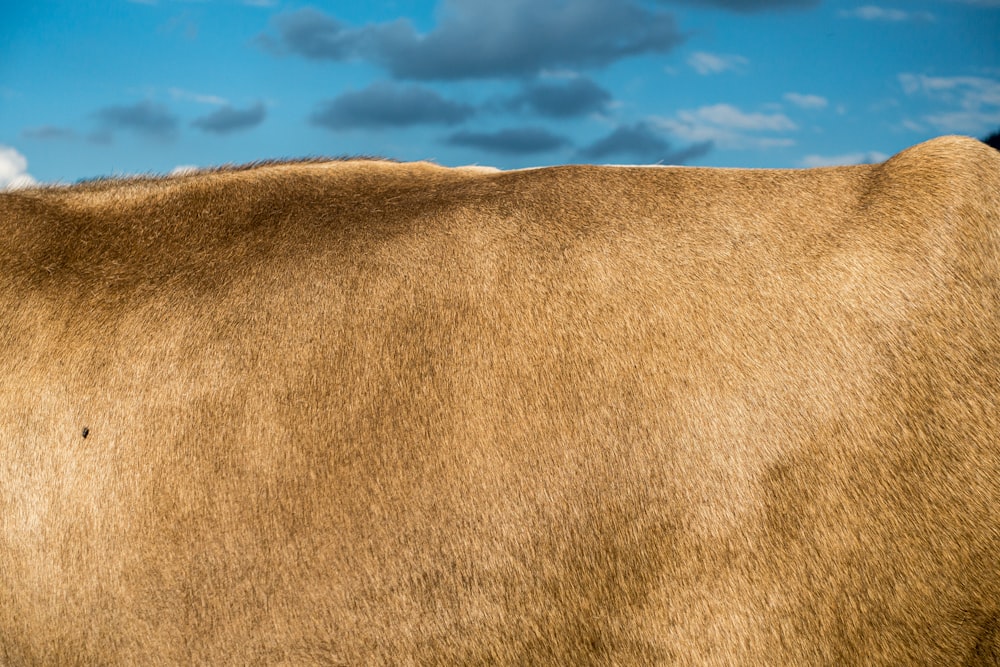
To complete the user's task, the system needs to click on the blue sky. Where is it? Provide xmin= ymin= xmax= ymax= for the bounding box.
xmin=2 ymin=0 xmax=998 ymax=186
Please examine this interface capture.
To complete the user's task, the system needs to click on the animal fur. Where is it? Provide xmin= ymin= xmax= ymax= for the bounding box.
xmin=0 ymin=136 xmax=998 ymax=665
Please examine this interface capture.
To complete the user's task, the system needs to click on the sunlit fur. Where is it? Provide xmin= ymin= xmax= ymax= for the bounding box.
xmin=1 ymin=136 xmax=997 ymax=665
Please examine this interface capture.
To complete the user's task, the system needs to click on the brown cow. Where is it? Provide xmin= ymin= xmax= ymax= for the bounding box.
xmin=1 ymin=135 xmax=997 ymax=665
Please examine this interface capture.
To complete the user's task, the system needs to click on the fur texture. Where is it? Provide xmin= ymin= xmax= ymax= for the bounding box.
xmin=0 ymin=136 xmax=998 ymax=665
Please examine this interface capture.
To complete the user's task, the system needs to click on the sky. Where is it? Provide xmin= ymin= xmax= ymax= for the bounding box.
xmin=1 ymin=0 xmax=998 ymax=187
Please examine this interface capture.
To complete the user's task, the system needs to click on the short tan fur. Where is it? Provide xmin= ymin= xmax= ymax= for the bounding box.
xmin=1 ymin=136 xmax=998 ymax=665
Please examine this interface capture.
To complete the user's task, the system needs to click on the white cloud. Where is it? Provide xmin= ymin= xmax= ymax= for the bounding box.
xmin=169 ymin=87 xmax=228 ymax=106
xmin=0 ymin=146 xmax=38 ymax=190
xmin=654 ymin=103 xmax=796 ymax=150
xmin=170 ymin=165 xmax=199 ymax=176
xmin=681 ymin=104 xmax=796 ymax=131
xmin=899 ymin=74 xmax=1000 ymax=105
xmin=799 ymin=151 xmax=889 ymax=168
xmin=538 ymin=69 xmax=581 ymax=80
xmin=838 ymin=6 xmax=934 ymax=21
xmin=783 ymin=92 xmax=828 ymax=109
xmin=923 ymin=110 xmax=1000 ymax=133
xmin=687 ymin=52 xmax=749 ymax=75
xmin=899 ymin=73 xmax=1000 ymax=134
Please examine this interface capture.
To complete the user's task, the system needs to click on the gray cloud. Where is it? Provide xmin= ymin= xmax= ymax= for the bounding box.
xmin=263 ymin=0 xmax=686 ymax=80
xmin=446 ymin=127 xmax=571 ymax=154
xmin=94 ymin=101 xmax=178 ymax=140
xmin=310 ymin=82 xmax=474 ymax=130
xmin=192 ymin=102 xmax=267 ymax=134
xmin=661 ymin=0 xmax=819 ymax=11
xmin=506 ymin=77 xmax=613 ymax=118
xmin=22 ymin=125 xmax=77 ymax=140
xmin=259 ymin=8 xmax=364 ymax=60
xmin=87 ymin=130 xmax=114 ymax=145
xmin=579 ymin=122 xmax=713 ymax=163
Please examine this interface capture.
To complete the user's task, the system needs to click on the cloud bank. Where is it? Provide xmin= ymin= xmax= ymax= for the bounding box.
xmin=95 ymin=100 xmax=179 ymax=141
xmin=311 ymin=83 xmax=475 ymax=129
xmin=262 ymin=0 xmax=686 ymax=80
xmin=656 ymin=103 xmax=796 ymax=149
xmin=580 ymin=122 xmax=713 ymax=163
xmin=192 ymin=102 xmax=267 ymax=134
xmin=900 ymin=73 xmax=1000 ymax=134
xmin=505 ymin=77 xmax=613 ymax=117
